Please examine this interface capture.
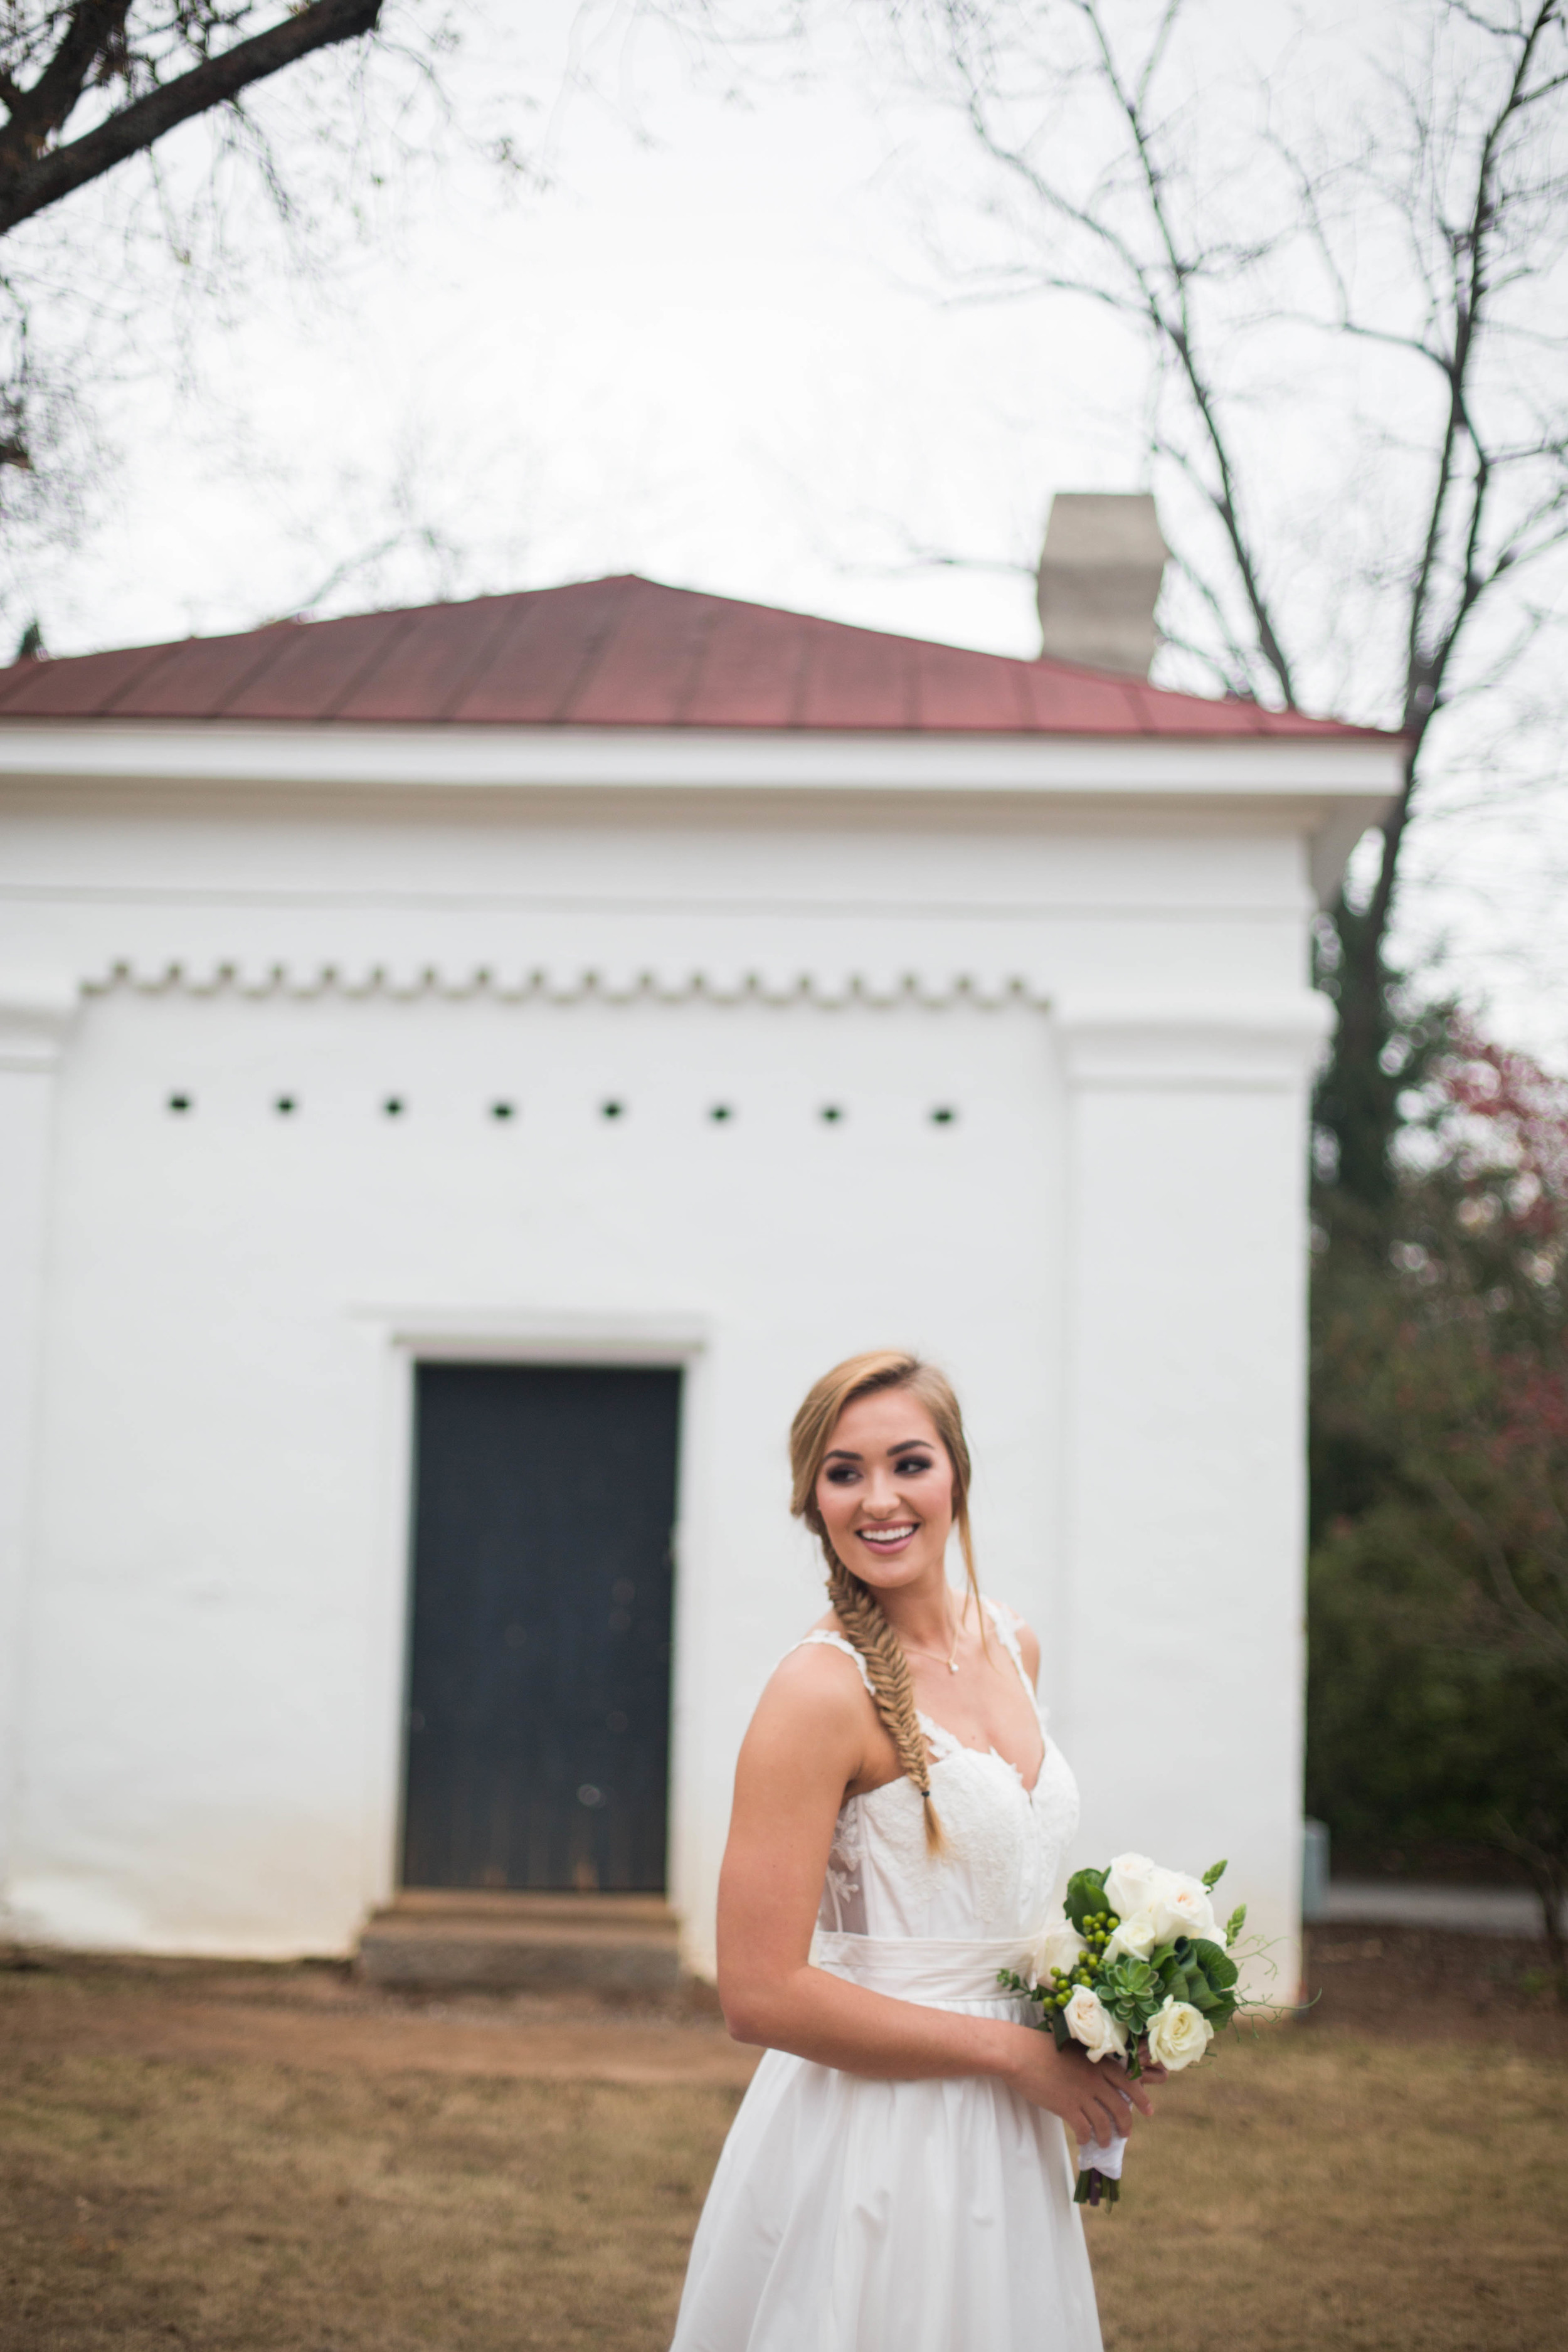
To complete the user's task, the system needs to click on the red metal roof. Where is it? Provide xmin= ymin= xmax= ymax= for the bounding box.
xmin=0 ymin=574 xmax=1385 ymax=738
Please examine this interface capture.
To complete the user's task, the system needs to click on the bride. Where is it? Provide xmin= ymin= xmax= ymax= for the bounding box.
xmin=670 ymin=1350 xmax=1155 ymax=2351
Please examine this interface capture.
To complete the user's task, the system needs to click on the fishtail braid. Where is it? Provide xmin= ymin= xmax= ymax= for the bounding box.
xmin=825 ymin=1550 xmax=946 ymax=1857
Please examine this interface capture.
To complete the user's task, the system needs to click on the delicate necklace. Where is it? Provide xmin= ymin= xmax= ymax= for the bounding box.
xmin=903 ymin=1596 xmax=965 ymax=1675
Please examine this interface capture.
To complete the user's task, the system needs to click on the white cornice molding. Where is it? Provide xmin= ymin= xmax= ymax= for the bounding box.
xmin=1056 ymin=991 xmax=1335 ymax=1091
xmin=0 ymin=970 xmax=79 ymax=1071
xmin=0 ymin=718 xmax=1402 ymax=803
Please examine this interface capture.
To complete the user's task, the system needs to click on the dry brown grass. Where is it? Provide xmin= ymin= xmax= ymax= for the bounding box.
xmin=1 ymin=1938 xmax=1565 ymax=2351
xmin=1 ymin=2057 xmax=737 ymax=2351
xmin=1090 ymin=2031 xmax=1565 ymax=2352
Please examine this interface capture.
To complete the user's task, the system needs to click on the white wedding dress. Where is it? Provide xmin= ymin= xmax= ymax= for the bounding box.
xmin=669 ymin=1599 xmax=1103 ymax=2352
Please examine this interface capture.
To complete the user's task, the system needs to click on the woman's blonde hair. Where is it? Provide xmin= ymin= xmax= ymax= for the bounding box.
xmin=789 ymin=1350 xmax=982 ymax=1856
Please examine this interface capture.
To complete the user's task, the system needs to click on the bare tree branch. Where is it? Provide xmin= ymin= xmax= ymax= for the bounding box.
xmin=1073 ymin=0 xmax=1300 ymax=706
xmin=0 ymin=2 xmax=384 ymax=238
xmin=822 ymin=0 xmax=1568 ymax=1199
xmin=1424 ymin=1466 xmax=1568 ymax=1669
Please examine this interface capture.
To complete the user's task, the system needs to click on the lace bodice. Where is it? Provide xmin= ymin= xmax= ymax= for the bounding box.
xmin=795 ymin=1599 xmax=1080 ymax=1942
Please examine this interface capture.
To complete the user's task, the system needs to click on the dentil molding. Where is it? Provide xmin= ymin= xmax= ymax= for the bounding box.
xmin=18 ymin=961 xmax=1333 ymax=1090
xmin=83 ymin=958 xmax=1046 ymax=1011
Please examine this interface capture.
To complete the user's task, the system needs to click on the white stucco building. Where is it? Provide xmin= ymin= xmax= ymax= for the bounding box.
xmin=0 ymin=563 xmax=1398 ymax=1981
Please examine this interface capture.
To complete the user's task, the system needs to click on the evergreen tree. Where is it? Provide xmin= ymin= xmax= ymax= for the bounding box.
xmin=1308 ymin=1020 xmax=1568 ymax=1979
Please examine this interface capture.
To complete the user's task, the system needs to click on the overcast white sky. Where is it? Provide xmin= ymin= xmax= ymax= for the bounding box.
xmin=14 ymin=0 xmax=1568 ymax=1063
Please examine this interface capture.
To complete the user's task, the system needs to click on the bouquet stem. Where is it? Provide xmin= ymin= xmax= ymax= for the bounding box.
xmin=1075 ymin=2172 xmax=1120 ymax=2209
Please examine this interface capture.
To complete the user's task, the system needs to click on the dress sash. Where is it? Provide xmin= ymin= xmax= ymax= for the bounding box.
xmin=812 ymin=1928 xmax=1036 ymax=2005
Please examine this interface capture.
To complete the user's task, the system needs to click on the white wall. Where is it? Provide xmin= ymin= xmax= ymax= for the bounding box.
xmin=0 ymin=977 xmax=77 ymax=1911
xmin=0 ymin=753 xmax=1350 ymax=1981
xmin=8 ymin=983 xmax=1062 ymax=1966
xmin=1057 ymin=1008 xmax=1319 ymax=1989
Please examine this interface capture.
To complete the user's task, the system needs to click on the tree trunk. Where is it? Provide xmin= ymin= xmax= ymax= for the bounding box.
xmin=1495 ymin=1813 xmax=1568 ymax=1998
xmin=1314 ymin=751 xmax=1421 ymax=1209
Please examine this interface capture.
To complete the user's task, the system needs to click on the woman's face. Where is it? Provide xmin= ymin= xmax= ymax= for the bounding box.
xmin=814 ymin=1388 xmax=956 ymax=1595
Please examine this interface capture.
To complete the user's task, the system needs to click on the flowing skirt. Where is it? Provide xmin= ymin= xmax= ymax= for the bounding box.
xmin=669 ymin=1936 xmax=1103 ymax=2352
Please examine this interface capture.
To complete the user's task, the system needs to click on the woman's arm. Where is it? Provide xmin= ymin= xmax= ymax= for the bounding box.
xmin=715 ymin=1646 xmax=1152 ymax=2146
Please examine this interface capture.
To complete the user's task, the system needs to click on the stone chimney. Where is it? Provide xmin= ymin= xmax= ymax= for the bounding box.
xmin=1036 ymin=492 xmax=1169 ymax=677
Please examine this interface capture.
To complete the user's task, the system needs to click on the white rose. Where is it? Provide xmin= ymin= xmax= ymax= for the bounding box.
xmin=1104 ymin=1908 xmax=1160 ymax=1962
xmin=1148 ymin=1869 xmax=1222 ymax=1947
xmin=1025 ymin=1915 xmax=1087 ymax=1988
xmin=1062 ymin=1986 xmax=1129 ymax=2064
xmin=1145 ymin=1994 xmax=1214 ymax=2073
xmin=1104 ymin=1853 xmax=1160 ymax=1924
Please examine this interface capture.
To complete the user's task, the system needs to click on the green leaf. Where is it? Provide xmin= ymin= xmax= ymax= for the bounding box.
xmin=1224 ymin=1904 xmax=1248 ymax=1946
xmin=1065 ymin=1867 xmax=1110 ymax=1931
xmin=1202 ymin=1860 xmax=1228 ymax=1890
xmin=1190 ymin=1939 xmax=1239 ymax=1990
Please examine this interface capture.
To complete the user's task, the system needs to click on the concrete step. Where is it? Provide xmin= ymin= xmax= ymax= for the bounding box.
xmin=1320 ymin=1880 xmax=1562 ymax=1937
xmin=358 ymin=1890 xmax=683 ymax=1993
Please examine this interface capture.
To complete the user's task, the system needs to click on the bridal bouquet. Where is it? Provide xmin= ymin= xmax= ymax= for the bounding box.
xmin=999 ymin=1853 xmax=1246 ymax=2207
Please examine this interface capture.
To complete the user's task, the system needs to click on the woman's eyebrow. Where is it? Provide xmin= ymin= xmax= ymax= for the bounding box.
xmin=823 ymin=1436 xmax=935 ymax=1463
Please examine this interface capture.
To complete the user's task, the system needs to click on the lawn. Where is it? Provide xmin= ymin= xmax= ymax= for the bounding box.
xmin=1 ymin=1937 xmax=1564 ymax=2351
xmin=1 ymin=2059 xmax=723 ymax=2352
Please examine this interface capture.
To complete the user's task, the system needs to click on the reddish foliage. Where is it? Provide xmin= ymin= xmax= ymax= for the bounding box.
xmin=1488 ymin=1356 xmax=1568 ymax=1463
xmin=1436 ymin=1020 xmax=1568 ymax=1248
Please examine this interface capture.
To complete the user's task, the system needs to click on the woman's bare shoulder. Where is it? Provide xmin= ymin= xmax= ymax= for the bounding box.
xmin=739 ymin=1632 xmax=874 ymax=1777
xmin=763 ymin=1626 xmax=866 ymax=1707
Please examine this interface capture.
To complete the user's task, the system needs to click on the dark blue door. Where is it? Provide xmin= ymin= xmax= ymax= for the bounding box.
xmin=401 ymin=1362 xmax=681 ymax=1891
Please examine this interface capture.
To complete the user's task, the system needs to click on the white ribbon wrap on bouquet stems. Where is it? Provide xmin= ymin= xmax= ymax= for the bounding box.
xmin=1076 ymin=2131 xmax=1129 ymax=2182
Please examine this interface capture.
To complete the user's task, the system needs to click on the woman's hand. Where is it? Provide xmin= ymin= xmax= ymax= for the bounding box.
xmin=1002 ymin=2029 xmax=1155 ymax=2144
xmin=1135 ymin=2038 xmax=1170 ymax=2084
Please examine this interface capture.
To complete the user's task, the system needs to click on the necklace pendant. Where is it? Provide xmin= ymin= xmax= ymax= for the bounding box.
xmin=948 ymin=1658 xmax=960 ymax=1674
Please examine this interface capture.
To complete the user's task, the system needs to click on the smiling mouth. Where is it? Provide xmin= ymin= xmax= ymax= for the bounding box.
xmin=856 ymin=1523 xmax=918 ymax=1552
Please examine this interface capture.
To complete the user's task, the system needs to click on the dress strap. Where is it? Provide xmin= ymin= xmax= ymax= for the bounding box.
xmin=793 ymin=1631 xmax=955 ymax=1760
xmin=982 ymin=1596 xmax=1041 ymax=1711
xmin=791 ymin=1628 xmax=876 ymax=1700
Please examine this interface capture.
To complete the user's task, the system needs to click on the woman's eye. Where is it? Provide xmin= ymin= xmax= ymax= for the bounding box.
xmin=896 ymin=1455 xmax=933 ymax=1475
xmin=825 ymin=1465 xmax=860 ymax=1485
